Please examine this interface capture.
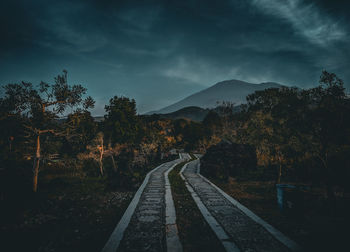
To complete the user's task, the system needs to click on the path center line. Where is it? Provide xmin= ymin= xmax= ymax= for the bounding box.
xmin=180 ymin=161 xmax=240 ymax=252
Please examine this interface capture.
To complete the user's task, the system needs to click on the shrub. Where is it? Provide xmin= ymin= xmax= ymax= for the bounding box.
xmin=200 ymin=140 xmax=257 ymax=180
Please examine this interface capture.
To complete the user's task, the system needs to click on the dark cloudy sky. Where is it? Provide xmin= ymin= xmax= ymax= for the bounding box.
xmin=1 ymin=0 xmax=349 ymax=114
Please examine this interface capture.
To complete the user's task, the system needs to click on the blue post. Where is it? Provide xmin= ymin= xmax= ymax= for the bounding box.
xmin=276 ymin=184 xmax=296 ymax=211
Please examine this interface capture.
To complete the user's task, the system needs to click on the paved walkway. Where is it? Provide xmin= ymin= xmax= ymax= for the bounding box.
xmin=182 ymin=159 xmax=300 ymax=252
xmin=102 ymin=158 xmax=183 ymax=252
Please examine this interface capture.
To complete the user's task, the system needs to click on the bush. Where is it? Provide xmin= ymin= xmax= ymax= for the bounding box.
xmin=200 ymin=140 xmax=257 ymax=180
xmin=82 ymin=159 xmax=100 ymax=177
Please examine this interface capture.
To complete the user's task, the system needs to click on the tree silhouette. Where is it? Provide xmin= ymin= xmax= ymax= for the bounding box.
xmin=103 ymin=96 xmax=140 ymax=145
xmin=1 ymin=70 xmax=94 ymax=192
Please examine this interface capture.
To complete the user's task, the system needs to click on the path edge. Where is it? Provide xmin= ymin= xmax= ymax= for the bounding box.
xmin=164 ymin=161 xmax=183 ymax=252
xmin=101 ymin=162 xmax=167 ymax=252
xmin=196 ymin=160 xmax=302 ymax=252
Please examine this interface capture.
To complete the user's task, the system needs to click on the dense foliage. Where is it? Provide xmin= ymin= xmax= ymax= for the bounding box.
xmin=200 ymin=71 xmax=350 ymax=194
xmin=0 ymin=72 xmax=180 ymax=200
xmin=1 ymin=70 xmax=349 ymax=205
xmin=2 ymin=68 xmax=349 ymax=252
xmin=201 ymin=141 xmax=257 ymax=180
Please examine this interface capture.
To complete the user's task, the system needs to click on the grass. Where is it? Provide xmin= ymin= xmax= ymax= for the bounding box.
xmin=169 ymin=159 xmax=226 ymax=252
xmin=213 ymin=179 xmax=350 ymax=252
xmin=0 ymin=156 xmax=180 ymax=252
xmin=1 ymin=175 xmax=134 ymax=252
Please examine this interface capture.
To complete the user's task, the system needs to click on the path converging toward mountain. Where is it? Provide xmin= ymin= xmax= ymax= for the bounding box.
xmin=102 ymin=154 xmax=301 ymax=252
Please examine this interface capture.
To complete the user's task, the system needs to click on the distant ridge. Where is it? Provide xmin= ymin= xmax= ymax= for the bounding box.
xmin=147 ymin=79 xmax=284 ymax=114
xmin=158 ymin=106 xmax=210 ymax=121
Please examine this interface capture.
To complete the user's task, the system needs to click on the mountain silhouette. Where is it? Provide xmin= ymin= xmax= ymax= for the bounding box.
xmin=147 ymin=79 xmax=284 ymax=114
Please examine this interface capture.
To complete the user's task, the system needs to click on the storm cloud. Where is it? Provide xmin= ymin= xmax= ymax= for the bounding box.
xmin=1 ymin=0 xmax=349 ymax=114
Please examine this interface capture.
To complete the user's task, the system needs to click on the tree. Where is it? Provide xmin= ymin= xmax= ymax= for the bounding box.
xmin=103 ymin=96 xmax=141 ymax=145
xmin=1 ymin=70 xmax=94 ymax=192
xmin=306 ymin=71 xmax=349 ymax=188
xmin=215 ymin=101 xmax=235 ymax=138
xmin=0 ymin=98 xmax=26 ymax=154
xmin=183 ymin=121 xmax=206 ymax=151
xmin=85 ymin=132 xmax=105 ymax=176
xmin=240 ymin=71 xmax=350 ymax=186
xmin=64 ymin=110 xmax=97 ymax=154
xmin=203 ymin=110 xmax=222 ymax=136
xmin=245 ymin=87 xmax=307 ymax=183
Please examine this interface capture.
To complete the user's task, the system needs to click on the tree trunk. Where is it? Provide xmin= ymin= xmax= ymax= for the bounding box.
xmin=33 ymin=135 xmax=40 ymax=192
xmin=277 ymin=153 xmax=282 ymax=184
xmin=111 ymin=155 xmax=117 ymax=173
xmin=99 ymin=159 xmax=104 ymax=176
xmin=99 ymin=136 xmax=104 ymax=176
xmin=277 ymin=162 xmax=282 ymax=184
xmin=99 ymin=147 xmax=104 ymax=176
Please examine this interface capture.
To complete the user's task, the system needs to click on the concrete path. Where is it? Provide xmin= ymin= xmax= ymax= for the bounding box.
xmin=182 ymin=159 xmax=301 ymax=252
xmin=102 ymin=158 xmax=184 ymax=252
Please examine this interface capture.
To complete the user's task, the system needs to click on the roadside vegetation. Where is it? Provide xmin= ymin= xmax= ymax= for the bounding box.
xmin=168 ymin=158 xmax=225 ymax=252
xmin=0 ymin=71 xmax=178 ymax=251
xmin=201 ymin=71 xmax=350 ymax=188
xmin=1 ymin=69 xmax=349 ymax=250
xmin=198 ymin=71 xmax=350 ymax=251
